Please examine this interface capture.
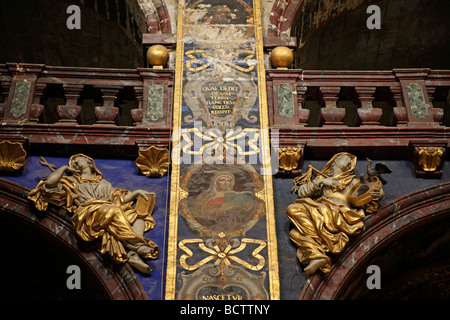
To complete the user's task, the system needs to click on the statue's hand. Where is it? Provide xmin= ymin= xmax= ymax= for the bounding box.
xmin=125 ymin=189 xmax=154 ymax=202
xmin=318 ymin=177 xmax=341 ymax=189
xmin=64 ymin=165 xmax=80 ymax=175
xmin=135 ymin=189 xmax=150 ymax=200
xmin=370 ymin=188 xmax=385 ymax=201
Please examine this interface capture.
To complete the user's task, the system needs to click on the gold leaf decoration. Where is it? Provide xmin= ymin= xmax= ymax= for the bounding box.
xmin=418 ymin=147 xmax=444 ymax=172
xmin=278 ymin=147 xmax=302 ymax=171
xmin=135 ymin=146 xmax=170 ymax=178
xmin=0 ymin=141 xmax=26 ymax=172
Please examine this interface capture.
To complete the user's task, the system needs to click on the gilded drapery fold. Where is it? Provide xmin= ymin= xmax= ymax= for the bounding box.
xmin=28 ymin=164 xmax=157 ymax=264
xmin=288 ymin=196 xmax=365 ymax=273
xmin=287 ymin=152 xmax=383 ymax=274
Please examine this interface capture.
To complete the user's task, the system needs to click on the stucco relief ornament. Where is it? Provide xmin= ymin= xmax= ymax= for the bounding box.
xmin=287 ymin=153 xmax=385 ymax=275
xmin=0 ymin=141 xmax=27 ymax=172
xmin=135 ymin=146 xmax=170 ymax=178
xmin=28 ymin=154 xmax=159 ymax=275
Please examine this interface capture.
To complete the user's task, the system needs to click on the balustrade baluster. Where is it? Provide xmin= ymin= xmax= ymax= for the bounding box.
xmin=29 ymin=83 xmax=46 ymax=123
xmin=391 ymin=86 xmax=407 ymax=127
xmin=56 ymin=84 xmax=83 ymax=124
xmin=131 ymin=86 xmax=144 ymax=125
xmin=296 ymin=85 xmax=309 ymax=126
xmin=355 ymin=86 xmax=382 ymax=126
xmin=427 ymin=86 xmax=444 ymax=125
xmin=94 ymin=86 xmax=122 ymax=125
xmin=0 ymin=80 xmax=11 ymax=120
xmin=320 ymin=86 xmax=345 ymax=126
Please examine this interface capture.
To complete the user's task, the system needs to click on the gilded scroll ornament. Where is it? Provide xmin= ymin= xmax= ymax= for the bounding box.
xmin=287 ymin=153 xmax=385 ymax=275
xmin=0 ymin=141 xmax=26 ymax=172
xmin=418 ymin=147 xmax=445 ymax=172
xmin=135 ymin=146 xmax=170 ymax=178
xmin=179 ymin=238 xmax=266 ymax=272
xmin=28 ymin=154 xmax=159 ymax=275
xmin=180 ymin=126 xmax=260 ymax=159
xmin=185 ymin=49 xmax=255 ymax=73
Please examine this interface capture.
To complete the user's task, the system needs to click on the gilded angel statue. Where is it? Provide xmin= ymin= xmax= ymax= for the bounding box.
xmin=286 ymin=152 xmax=385 ymax=275
xmin=28 ymin=154 xmax=158 ymax=275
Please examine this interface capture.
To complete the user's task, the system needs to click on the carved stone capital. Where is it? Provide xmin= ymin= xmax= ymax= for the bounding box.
xmin=275 ymin=144 xmax=305 ymax=177
xmin=409 ymin=141 xmax=447 ymax=178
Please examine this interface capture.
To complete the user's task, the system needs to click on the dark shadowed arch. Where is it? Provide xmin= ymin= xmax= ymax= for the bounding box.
xmin=269 ymin=0 xmax=450 ymax=70
xmin=0 ymin=178 xmax=147 ymax=300
xmin=0 ymin=0 xmax=166 ymax=68
xmin=300 ymin=182 xmax=450 ymax=300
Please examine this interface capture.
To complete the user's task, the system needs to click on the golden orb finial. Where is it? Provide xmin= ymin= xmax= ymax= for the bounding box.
xmin=146 ymin=45 xmax=169 ymax=69
xmin=270 ymin=46 xmax=294 ymax=69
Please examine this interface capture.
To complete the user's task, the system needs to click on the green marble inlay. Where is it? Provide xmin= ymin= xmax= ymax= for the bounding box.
xmin=10 ymin=81 xmax=31 ymax=118
xmin=406 ymin=83 xmax=428 ymax=119
xmin=147 ymin=84 xmax=164 ymax=121
xmin=278 ymin=83 xmax=294 ymax=118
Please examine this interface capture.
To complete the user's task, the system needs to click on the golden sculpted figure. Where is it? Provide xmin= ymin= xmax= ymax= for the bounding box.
xmin=287 ymin=152 xmax=385 ymax=275
xmin=28 ymin=154 xmax=158 ymax=275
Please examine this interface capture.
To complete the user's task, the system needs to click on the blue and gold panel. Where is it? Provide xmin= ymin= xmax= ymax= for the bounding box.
xmin=166 ymin=0 xmax=279 ymax=300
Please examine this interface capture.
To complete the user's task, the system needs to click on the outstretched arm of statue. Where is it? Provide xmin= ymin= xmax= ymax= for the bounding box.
xmin=297 ymin=179 xmax=321 ymax=198
xmin=45 ymin=165 xmax=80 ymax=189
xmin=123 ymin=189 xmax=154 ymax=203
xmin=297 ymin=177 xmax=341 ymax=198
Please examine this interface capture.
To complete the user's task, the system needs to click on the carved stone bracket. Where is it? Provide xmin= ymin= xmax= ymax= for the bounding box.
xmin=409 ymin=140 xmax=447 ymax=178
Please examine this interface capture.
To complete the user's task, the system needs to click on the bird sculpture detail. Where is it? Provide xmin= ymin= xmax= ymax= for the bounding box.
xmin=356 ymin=174 xmax=370 ymax=195
xmin=366 ymin=158 xmax=392 ymax=185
